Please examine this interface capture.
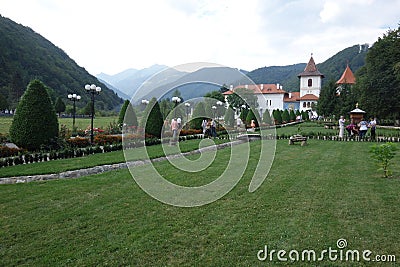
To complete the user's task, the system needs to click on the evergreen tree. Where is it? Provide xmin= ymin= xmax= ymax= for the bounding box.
xmin=357 ymin=26 xmax=400 ymax=120
xmin=190 ymin=102 xmax=207 ymax=129
xmin=289 ymin=109 xmax=296 ymax=122
xmin=118 ymin=100 xmax=129 ymax=126
xmin=273 ymin=109 xmax=282 ymax=124
xmin=141 ymin=98 xmax=163 ymax=138
xmin=317 ymin=80 xmax=338 ymax=117
xmin=282 ymin=109 xmax=290 ymax=123
xmin=118 ymin=100 xmax=138 ymax=128
xmin=240 ymin=108 xmax=249 ymax=124
xmin=262 ymin=109 xmax=273 ymax=125
xmin=10 ymin=79 xmax=59 ymax=151
xmin=0 ymin=94 xmax=8 ymax=110
xmin=54 ymin=96 xmax=66 ymax=116
xmin=246 ymin=109 xmax=258 ymax=127
xmin=224 ymin=106 xmax=235 ymax=127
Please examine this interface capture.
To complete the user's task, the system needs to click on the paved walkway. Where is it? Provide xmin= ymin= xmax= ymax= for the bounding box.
xmin=0 ymin=140 xmax=245 ymax=185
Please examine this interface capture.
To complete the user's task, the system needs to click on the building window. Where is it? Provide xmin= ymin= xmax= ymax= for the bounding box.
xmin=308 ymin=78 xmax=312 ymax=87
xmin=269 ymin=100 xmax=272 ymax=106
xmin=303 ymin=102 xmax=306 ymax=108
xmin=307 ymin=102 xmax=311 ymax=108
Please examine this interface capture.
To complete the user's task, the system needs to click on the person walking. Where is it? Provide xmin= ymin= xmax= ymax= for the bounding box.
xmin=338 ymin=116 xmax=345 ymax=138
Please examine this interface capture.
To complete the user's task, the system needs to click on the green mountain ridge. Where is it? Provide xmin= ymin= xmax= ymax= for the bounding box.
xmin=247 ymin=44 xmax=369 ymax=91
xmin=0 ymin=15 xmax=123 ymax=111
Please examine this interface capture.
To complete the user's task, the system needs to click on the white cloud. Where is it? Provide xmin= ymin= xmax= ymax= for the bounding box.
xmin=0 ymin=0 xmax=399 ymax=75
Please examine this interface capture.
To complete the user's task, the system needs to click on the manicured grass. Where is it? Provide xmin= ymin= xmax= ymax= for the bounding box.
xmin=0 ymin=116 xmax=118 ymax=135
xmin=0 ymin=139 xmax=228 ymax=178
xmin=1 ymin=140 xmax=399 ymax=266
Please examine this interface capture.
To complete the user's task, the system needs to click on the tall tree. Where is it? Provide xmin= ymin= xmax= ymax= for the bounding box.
xmin=224 ymin=106 xmax=235 ymax=127
xmin=118 ymin=100 xmax=138 ymax=128
xmin=317 ymin=80 xmax=339 ymax=117
xmin=141 ymin=98 xmax=163 ymax=138
xmin=357 ymin=26 xmax=400 ymax=120
xmin=10 ymin=79 xmax=59 ymax=151
xmin=54 ymin=96 xmax=66 ymax=117
xmin=190 ymin=102 xmax=207 ymax=130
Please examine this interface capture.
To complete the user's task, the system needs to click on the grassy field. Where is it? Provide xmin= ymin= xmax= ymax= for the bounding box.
xmin=1 ymin=139 xmax=399 ymax=266
xmin=0 ymin=139 xmax=228 ymax=178
xmin=0 ymin=116 xmax=118 ymax=135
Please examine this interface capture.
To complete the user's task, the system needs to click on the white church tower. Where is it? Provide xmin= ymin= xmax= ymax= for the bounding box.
xmin=297 ymin=55 xmax=324 ymax=112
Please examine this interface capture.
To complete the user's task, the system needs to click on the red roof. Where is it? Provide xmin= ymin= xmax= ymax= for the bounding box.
xmin=336 ymin=64 xmax=356 ymax=84
xmin=298 ymin=56 xmax=324 ymax=77
xmin=300 ymin=94 xmax=319 ymax=101
xmin=283 ymin=92 xmax=300 ymax=102
xmin=229 ymin=84 xmax=287 ymax=94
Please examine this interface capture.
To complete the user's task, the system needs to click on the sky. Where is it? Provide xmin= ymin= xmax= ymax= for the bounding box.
xmin=1 ymin=0 xmax=400 ymax=75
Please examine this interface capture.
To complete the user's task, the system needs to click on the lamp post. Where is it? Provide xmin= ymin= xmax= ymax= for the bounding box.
xmin=216 ymin=100 xmax=223 ymax=123
xmin=141 ymin=99 xmax=149 ymax=109
xmin=171 ymin=96 xmax=181 ymax=119
xmin=184 ymin=102 xmax=190 ymax=129
xmin=212 ymin=105 xmax=217 ymax=119
xmin=85 ymin=84 xmax=101 ymax=144
xmin=67 ymin=93 xmax=81 ymax=133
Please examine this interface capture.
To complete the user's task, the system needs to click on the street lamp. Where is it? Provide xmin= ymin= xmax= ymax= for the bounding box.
xmin=216 ymin=100 xmax=223 ymax=123
xmin=67 ymin=93 xmax=81 ymax=133
xmin=212 ymin=105 xmax=217 ymax=119
xmin=171 ymin=96 xmax=181 ymax=119
xmin=184 ymin=102 xmax=190 ymax=129
xmin=85 ymin=84 xmax=101 ymax=144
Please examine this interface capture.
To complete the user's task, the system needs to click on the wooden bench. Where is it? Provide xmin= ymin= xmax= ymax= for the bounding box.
xmin=289 ymin=135 xmax=307 ymax=146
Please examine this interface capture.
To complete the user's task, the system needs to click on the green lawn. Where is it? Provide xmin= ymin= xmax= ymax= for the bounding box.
xmin=0 ymin=139 xmax=228 ymax=178
xmin=0 ymin=116 xmax=118 ymax=135
xmin=1 ymin=140 xmax=399 ymax=266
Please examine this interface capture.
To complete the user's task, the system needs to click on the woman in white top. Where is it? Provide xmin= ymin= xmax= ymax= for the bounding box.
xmin=338 ymin=116 xmax=345 ymax=138
xmin=358 ymin=119 xmax=368 ymax=138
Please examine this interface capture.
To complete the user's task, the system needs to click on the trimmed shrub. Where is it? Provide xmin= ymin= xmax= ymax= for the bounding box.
xmin=142 ymin=98 xmax=164 ymax=139
xmin=67 ymin=137 xmax=91 ymax=148
xmin=190 ymin=102 xmax=207 ymax=130
xmin=10 ymin=79 xmax=59 ymax=151
xmin=94 ymin=134 xmax=122 ymax=145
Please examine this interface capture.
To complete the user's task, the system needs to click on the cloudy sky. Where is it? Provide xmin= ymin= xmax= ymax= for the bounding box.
xmin=1 ymin=0 xmax=399 ymax=75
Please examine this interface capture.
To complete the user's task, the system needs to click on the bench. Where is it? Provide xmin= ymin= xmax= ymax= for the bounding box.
xmin=289 ymin=135 xmax=307 ymax=146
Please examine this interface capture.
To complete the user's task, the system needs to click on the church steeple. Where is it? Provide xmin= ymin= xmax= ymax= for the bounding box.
xmin=336 ymin=64 xmax=356 ymax=85
xmin=297 ymin=55 xmax=324 ymax=77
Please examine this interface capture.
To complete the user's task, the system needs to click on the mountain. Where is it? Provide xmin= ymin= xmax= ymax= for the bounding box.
xmin=137 ymin=66 xmax=248 ymax=103
xmin=247 ymin=44 xmax=369 ymax=91
xmin=96 ymin=78 xmax=130 ymax=100
xmin=97 ymin=64 xmax=171 ymax=97
xmin=0 ymin=15 xmax=123 ymax=110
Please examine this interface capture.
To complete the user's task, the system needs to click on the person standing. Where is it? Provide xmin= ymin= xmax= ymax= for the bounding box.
xmin=358 ymin=119 xmax=368 ymax=138
xmin=338 ymin=116 xmax=345 ymax=138
xmin=211 ymin=119 xmax=217 ymax=138
xmin=177 ymin=117 xmax=182 ymax=129
xmin=171 ymin=118 xmax=178 ymax=142
xmin=202 ymin=119 xmax=207 ymax=134
xmin=369 ymin=117 xmax=377 ymax=140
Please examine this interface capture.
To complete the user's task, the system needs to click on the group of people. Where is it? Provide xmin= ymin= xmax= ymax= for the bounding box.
xmin=338 ymin=116 xmax=377 ymax=139
xmin=202 ymin=118 xmax=217 ymax=138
